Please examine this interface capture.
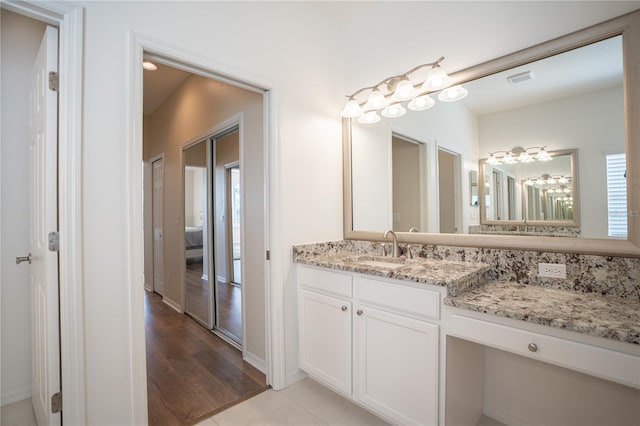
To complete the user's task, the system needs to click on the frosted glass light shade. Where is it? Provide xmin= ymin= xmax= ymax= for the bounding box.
xmin=438 ymin=85 xmax=468 ymax=102
xmin=358 ymin=111 xmax=381 ymax=124
xmin=408 ymin=95 xmax=435 ymax=111
xmin=341 ymin=99 xmax=363 ymax=118
xmin=422 ymin=65 xmax=453 ymax=91
xmin=381 ymin=104 xmax=407 ymax=118
xmin=143 ymin=61 xmax=158 ymax=71
xmin=364 ymin=89 xmax=389 ymax=110
xmin=535 ymin=147 xmax=552 ymax=161
xmin=392 ymin=79 xmax=418 ymax=101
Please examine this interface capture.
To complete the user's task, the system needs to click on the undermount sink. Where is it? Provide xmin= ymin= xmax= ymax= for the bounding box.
xmin=353 ymin=255 xmax=406 ymax=270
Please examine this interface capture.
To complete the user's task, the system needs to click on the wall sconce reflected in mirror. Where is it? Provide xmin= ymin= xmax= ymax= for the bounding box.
xmin=486 ymin=146 xmax=552 ymax=165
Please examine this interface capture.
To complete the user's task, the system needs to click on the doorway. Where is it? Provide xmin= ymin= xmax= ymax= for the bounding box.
xmin=438 ymin=147 xmax=461 ymax=233
xmin=141 ymin=54 xmax=268 ymax=425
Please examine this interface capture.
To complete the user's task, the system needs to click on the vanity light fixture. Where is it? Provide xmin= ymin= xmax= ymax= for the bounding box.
xmin=341 ymin=57 xmax=467 ymax=122
xmin=142 ymin=61 xmax=158 ymax=71
xmin=485 ymin=146 xmax=552 ymax=165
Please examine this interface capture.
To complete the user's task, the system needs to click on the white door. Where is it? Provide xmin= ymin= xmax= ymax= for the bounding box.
xmin=28 ymin=26 xmax=61 ymax=426
xmin=356 ymin=305 xmax=438 ymax=425
xmin=152 ymin=159 xmax=164 ymax=295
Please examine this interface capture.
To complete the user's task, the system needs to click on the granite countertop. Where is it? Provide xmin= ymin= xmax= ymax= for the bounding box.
xmin=293 ymin=251 xmax=489 ymax=296
xmin=445 ymin=281 xmax=640 ymax=345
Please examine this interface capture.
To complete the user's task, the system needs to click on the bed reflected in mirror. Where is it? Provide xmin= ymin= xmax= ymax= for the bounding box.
xmin=183 ymin=140 xmax=211 ymax=327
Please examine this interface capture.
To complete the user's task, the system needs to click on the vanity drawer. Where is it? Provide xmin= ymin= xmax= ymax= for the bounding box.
xmin=298 ymin=265 xmax=352 ymax=299
xmin=357 ymin=277 xmax=440 ymax=321
xmin=448 ymin=314 xmax=640 ymax=390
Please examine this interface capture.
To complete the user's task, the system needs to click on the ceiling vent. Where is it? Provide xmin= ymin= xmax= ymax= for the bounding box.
xmin=507 ymin=70 xmax=534 ymax=84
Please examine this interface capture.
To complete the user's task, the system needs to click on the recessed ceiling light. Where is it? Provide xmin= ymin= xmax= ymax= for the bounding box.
xmin=142 ymin=61 xmax=158 ymax=71
xmin=507 ymin=70 xmax=534 ymax=84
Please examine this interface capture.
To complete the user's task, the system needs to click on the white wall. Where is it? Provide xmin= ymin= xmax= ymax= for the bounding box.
xmin=0 ymin=10 xmax=46 ymax=405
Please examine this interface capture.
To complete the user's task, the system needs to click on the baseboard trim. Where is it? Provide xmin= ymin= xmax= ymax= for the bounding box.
xmin=484 ymin=401 xmax=541 ymax=426
xmin=162 ymin=296 xmax=182 ymax=313
xmin=216 ymin=275 xmax=226 ymax=284
xmin=285 ymin=369 xmax=308 ymax=388
xmin=201 ymin=274 xmax=208 ymax=281
xmin=243 ymin=351 xmax=267 ymax=374
xmin=1 ymin=386 xmax=31 ymax=406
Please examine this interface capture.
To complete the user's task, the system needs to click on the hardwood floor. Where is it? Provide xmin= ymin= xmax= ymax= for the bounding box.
xmin=185 ymin=260 xmax=242 ymax=343
xmin=145 ymin=291 xmax=268 ymax=426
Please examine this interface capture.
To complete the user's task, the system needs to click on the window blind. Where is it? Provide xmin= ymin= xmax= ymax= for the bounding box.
xmin=606 ymin=153 xmax=627 ymax=238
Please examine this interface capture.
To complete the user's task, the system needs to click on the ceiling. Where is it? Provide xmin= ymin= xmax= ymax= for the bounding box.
xmin=461 ymin=35 xmax=623 ymax=116
xmin=143 ymin=61 xmax=190 ymax=116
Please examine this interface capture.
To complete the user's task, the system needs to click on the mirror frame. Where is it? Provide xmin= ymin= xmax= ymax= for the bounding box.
xmin=479 ymin=149 xmax=579 ymax=228
xmin=343 ymin=10 xmax=640 ymax=257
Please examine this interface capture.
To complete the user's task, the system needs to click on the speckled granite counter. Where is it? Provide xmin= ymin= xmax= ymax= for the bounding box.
xmin=293 ymin=250 xmax=489 ymax=296
xmin=445 ymin=281 xmax=640 ymax=345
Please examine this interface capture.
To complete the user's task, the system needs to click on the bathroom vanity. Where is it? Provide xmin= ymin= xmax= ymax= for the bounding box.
xmin=293 ymin=242 xmax=640 ymax=426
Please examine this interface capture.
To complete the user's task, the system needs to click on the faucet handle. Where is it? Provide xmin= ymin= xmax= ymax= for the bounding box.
xmin=379 ymin=243 xmax=386 ymax=257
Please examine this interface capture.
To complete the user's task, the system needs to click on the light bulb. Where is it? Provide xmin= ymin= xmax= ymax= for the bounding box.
xmin=558 ymin=176 xmax=568 ymax=184
xmin=143 ymin=61 xmax=158 ymax=71
xmin=357 ymin=111 xmax=381 ymax=124
xmin=392 ymin=79 xmax=417 ymax=101
xmin=518 ymin=151 xmax=533 ymax=163
xmin=503 ymin=152 xmax=516 ymax=164
xmin=364 ymin=89 xmax=389 ymax=110
xmin=408 ymin=95 xmax=435 ymax=111
xmin=422 ymin=65 xmax=453 ymax=91
xmin=525 ymin=178 xmax=534 ymax=186
xmin=535 ymin=147 xmax=552 ymax=161
xmin=438 ymin=85 xmax=468 ymax=102
xmin=341 ymin=99 xmax=363 ymax=118
xmin=486 ymin=153 xmax=501 ymax=165
xmin=381 ymin=104 xmax=407 ymax=118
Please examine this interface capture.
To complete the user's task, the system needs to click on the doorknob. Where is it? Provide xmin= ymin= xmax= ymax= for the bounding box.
xmin=16 ymin=253 xmax=32 ymax=265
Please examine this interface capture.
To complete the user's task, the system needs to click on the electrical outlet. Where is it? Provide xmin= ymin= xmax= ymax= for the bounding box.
xmin=538 ymin=263 xmax=566 ymax=279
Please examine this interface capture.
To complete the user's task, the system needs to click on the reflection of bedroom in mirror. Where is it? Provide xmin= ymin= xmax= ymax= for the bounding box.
xmin=183 ymin=140 xmax=210 ymax=326
xmin=183 ymin=126 xmax=243 ymax=346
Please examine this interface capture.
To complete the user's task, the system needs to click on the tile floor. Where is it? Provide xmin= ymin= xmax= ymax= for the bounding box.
xmin=196 ymin=378 xmax=389 ymax=426
xmin=0 ymin=398 xmax=37 ymax=426
xmin=1 ymin=379 xmax=504 ymax=426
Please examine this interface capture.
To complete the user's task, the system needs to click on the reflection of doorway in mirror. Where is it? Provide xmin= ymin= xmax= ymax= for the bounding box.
xmin=438 ymin=148 xmax=461 ymax=233
xmin=507 ymin=176 xmax=517 ymax=220
xmin=392 ymin=136 xmax=421 ymax=232
xmin=492 ymin=169 xmax=503 ymax=221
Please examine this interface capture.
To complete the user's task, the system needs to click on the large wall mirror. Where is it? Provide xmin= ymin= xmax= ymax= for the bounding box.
xmin=344 ymin=10 xmax=640 ymax=257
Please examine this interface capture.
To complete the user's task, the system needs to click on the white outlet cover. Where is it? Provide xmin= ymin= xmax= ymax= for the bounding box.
xmin=538 ymin=263 xmax=567 ymax=279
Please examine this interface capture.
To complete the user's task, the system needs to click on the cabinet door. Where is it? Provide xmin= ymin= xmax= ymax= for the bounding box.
xmin=298 ymin=289 xmax=352 ymax=395
xmin=356 ymin=305 xmax=439 ymax=425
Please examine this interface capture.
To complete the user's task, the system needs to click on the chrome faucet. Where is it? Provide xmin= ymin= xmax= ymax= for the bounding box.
xmin=383 ymin=230 xmax=400 ymax=257
xmin=407 ymin=227 xmax=418 ymax=259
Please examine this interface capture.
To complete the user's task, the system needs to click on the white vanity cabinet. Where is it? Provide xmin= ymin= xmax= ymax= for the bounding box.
xmin=298 ymin=266 xmax=353 ymax=395
xmin=297 ymin=265 xmax=443 ymax=425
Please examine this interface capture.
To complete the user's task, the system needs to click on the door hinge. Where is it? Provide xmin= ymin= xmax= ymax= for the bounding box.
xmin=266 ymin=250 xmax=270 ymax=260
xmin=48 ymin=71 xmax=59 ymax=92
xmin=48 ymin=231 xmax=59 ymax=252
xmin=51 ymin=391 xmax=62 ymax=413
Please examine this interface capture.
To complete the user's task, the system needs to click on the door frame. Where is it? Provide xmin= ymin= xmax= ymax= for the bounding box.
xmin=225 ymin=161 xmax=240 ymax=286
xmin=1 ymin=1 xmax=86 ymax=424
xmin=129 ymin=32 xmax=284 ymax=424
